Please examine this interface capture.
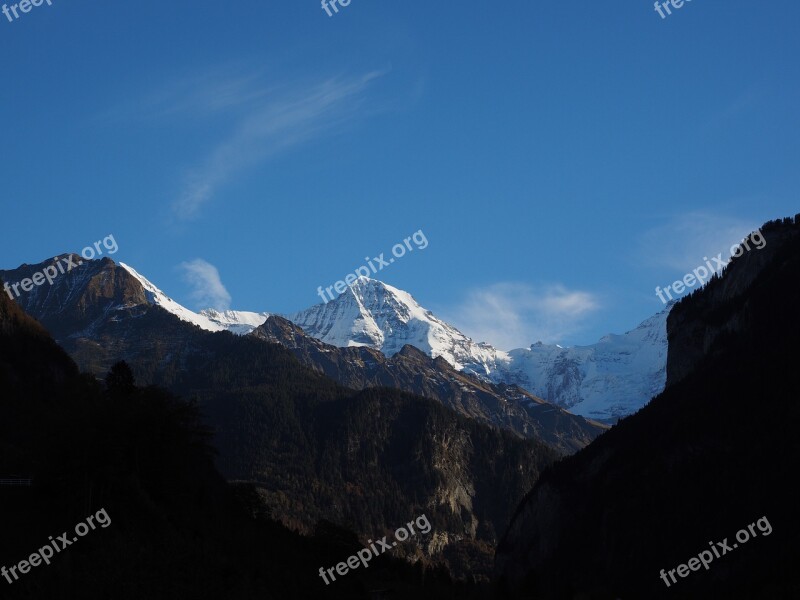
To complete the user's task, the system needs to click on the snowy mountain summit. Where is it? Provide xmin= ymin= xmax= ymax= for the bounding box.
xmin=289 ymin=277 xmax=670 ymax=421
xmin=288 ymin=277 xmax=501 ymax=373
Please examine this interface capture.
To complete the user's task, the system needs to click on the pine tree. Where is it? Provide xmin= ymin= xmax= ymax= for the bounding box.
xmin=106 ymin=360 xmax=135 ymax=395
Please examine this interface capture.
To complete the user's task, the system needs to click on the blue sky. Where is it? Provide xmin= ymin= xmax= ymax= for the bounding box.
xmin=1 ymin=0 xmax=798 ymax=349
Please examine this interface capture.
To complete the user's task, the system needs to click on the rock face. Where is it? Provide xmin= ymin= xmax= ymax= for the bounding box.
xmin=494 ymin=216 xmax=800 ymax=599
xmin=666 ymin=218 xmax=800 ymax=386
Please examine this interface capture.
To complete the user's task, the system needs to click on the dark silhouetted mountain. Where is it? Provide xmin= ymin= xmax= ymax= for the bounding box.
xmin=494 ymin=216 xmax=800 ymax=599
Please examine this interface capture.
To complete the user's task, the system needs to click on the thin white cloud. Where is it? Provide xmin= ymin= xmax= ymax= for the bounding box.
xmin=179 ymin=259 xmax=232 ymax=311
xmin=97 ymin=65 xmax=276 ymax=122
xmin=99 ymin=67 xmax=387 ymax=220
xmin=171 ymin=71 xmax=385 ymax=220
xmin=636 ymin=211 xmax=762 ymax=272
xmin=445 ymin=282 xmax=601 ymax=350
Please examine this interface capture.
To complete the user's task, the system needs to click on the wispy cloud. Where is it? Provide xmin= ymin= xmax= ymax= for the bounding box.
xmin=170 ymin=70 xmax=384 ymax=220
xmin=636 ymin=211 xmax=762 ymax=272
xmin=445 ymin=282 xmax=601 ymax=349
xmin=179 ymin=259 xmax=232 ymax=311
xmin=98 ymin=65 xmax=277 ymax=122
xmin=101 ymin=67 xmax=386 ymax=220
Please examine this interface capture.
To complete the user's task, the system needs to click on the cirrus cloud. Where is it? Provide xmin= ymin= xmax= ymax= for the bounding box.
xmin=171 ymin=70 xmax=386 ymax=220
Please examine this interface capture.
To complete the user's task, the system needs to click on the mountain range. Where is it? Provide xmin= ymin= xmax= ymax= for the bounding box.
xmin=0 ymin=257 xmax=606 ymax=453
xmin=3 ymin=215 xmax=799 ymax=598
xmin=27 ymin=260 xmax=668 ymax=422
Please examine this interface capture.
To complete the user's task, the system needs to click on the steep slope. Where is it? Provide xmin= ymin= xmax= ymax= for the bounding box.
xmin=251 ymin=315 xmax=606 ymax=454
xmin=665 ymin=218 xmax=800 ymax=386
xmin=494 ymin=216 xmax=800 ymax=599
xmin=120 ymin=262 xmax=270 ymax=333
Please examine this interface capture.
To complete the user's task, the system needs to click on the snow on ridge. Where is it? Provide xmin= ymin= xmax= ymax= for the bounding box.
xmin=199 ymin=308 xmax=271 ymax=334
xmin=119 ymin=262 xmax=266 ymax=335
xmin=490 ymin=305 xmax=671 ymax=420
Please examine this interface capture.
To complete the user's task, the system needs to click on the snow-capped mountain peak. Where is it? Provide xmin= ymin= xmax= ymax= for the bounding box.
xmin=118 ymin=263 xmax=268 ymax=334
xmin=288 ymin=276 xmax=501 ymax=372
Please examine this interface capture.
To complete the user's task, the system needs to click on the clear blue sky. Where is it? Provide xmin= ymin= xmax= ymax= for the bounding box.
xmin=1 ymin=1 xmax=798 ymax=349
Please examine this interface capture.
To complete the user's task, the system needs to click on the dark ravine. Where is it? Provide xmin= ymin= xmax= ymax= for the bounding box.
xmin=494 ymin=216 xmax=800 ymax=599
